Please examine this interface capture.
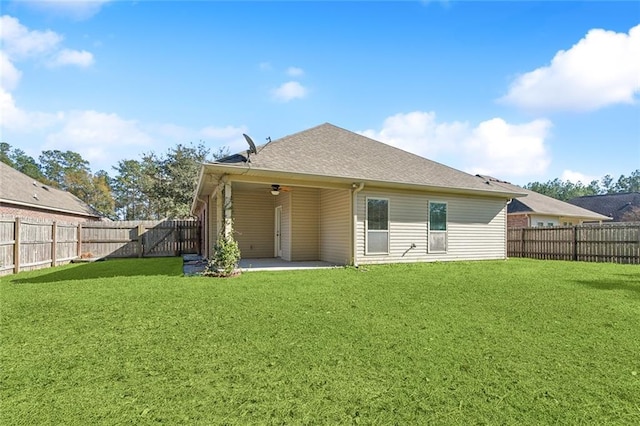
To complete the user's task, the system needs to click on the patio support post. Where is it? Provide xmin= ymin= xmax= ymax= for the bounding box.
xmin=215 ymin=183 xmax=223 ymax=238
xmin=351 ymin=182 xmax=364 ymax=267
xmin=224 ymin=181 xmax=232 ymax=239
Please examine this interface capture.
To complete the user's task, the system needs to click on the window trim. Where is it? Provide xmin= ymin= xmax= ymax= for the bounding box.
xmin=428 ymin=200 xmax=448 ymax=253
xmin=365 ymin=197 xmax=390 ymax=255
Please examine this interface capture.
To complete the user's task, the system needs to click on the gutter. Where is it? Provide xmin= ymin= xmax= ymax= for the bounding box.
xmin=352 ymin=182 xmax=364 ymax=267
xmin=200 ymin=163 xmax=525 ymax=199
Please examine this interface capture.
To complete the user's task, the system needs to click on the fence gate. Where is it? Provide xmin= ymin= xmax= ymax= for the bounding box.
xmin=141 ymin=220 xmax=199 ymax=257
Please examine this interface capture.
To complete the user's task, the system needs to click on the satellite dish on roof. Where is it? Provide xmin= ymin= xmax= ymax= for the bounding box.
xmin=243 ymin=134 xmax=257 ymax=154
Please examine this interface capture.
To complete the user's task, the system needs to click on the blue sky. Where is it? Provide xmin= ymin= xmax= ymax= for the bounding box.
xmin=1 ymin=0 xmax=639 ymax=186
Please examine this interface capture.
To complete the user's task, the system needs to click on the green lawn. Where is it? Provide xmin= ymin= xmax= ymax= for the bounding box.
xmin=1 ymin=258 xmax=639 ymax=424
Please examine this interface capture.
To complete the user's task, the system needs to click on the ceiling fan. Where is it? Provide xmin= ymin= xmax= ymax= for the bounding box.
xmin=270 ymin=184 xmax=291 ymax=195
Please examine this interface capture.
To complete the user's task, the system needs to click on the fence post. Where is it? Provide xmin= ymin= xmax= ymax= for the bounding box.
xmin=77 ymin=223 xmax=83 ymax=258
xmin=137 ymin=224 xmax=145 ymax=257
xmin=13 ymin=217 xmax=21 ymax=274
xmin=176 ymin=222 xmax=182 ymax=256
xmin=573 ymin=226 xmax=578 ymax=261
xmin=51 ymin=221 xmax=57 ymax=267
xmin=520 ymin=228 xmax=525 ymax=258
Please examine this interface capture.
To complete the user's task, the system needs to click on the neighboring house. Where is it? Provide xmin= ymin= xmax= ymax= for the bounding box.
xmin=568 ymin=192 xmax=640 ymax=222
xmin=192 ymin=123 xmax=525 ymax=266
xmin=476 ymin=176 xmax=610 ymax=228
xmin=0 ymin=162 xmax=102 ymax=223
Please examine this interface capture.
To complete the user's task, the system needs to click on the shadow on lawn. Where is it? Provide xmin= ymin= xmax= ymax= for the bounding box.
xmin=11 ymin=258 xmax=182 ymax=284
xmin=574 ymin=278 xmax=640 ymax=297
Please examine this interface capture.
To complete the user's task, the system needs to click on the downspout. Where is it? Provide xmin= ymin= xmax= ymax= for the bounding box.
xmin=352 ymin=182 xmax=365 ymax=267
xmin=505 ymin=198 xmax=511 ymax=260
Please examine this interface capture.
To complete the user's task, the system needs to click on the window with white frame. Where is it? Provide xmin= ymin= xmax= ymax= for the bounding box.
xmin=428 ymin=201 xmax=447 ymax=252
xmin=366 ymin=198 xmax=389 ymax=254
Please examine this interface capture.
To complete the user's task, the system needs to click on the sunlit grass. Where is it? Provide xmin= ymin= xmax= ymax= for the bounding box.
xmin=1 ymin=258 xmax=639 ymax=424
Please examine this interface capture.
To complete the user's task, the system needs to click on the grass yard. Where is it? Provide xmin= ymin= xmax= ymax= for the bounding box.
xmin=1 ymin=258 xmax=639 ymax=424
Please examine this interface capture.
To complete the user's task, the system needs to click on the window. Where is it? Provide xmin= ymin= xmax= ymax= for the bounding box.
xmin=366 ymin=198 xmax=389 ymax=254
xmin=537 ymin=222 xmax=544 ymax=227
xmin=547 ymin=222 xmax=554 ymax=227
xmin=428 ymin=201 xmax=447 ymax=252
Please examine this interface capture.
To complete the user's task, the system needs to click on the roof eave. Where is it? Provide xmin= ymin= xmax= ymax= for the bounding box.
xmin=0 ymin=198 xmax=102 ymax=218
xmin=197 ymin=163 xmax=525 ymax=199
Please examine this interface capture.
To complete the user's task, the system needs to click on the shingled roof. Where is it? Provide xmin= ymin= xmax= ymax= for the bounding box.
xmin=0 ymin=162 xmax=102 ymax=219
xmin=477 ymin=175 xmax=610 ymax=221
xmin=568 ymin=192 xmax=640 ymax=221
xmin=213 ymin=123 xmax=523 ymax=197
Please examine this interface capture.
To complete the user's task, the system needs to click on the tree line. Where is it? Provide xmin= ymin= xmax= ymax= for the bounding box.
xmin=2 ymin=140 xmax=637 ymax=219
xmin=524 ymin=171 xmax=640 ymax=201
xmin=1 ymin=142 xmax=228 ymax=220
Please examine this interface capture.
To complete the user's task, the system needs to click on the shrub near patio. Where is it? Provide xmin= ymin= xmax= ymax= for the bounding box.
xmin=1 ymin=258 xmax=639 ymax=424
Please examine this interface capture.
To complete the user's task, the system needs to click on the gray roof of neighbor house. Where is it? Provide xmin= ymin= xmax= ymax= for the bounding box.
xmin=0 ymin=162 xmax=102 ymax=219
xmin=568 ymin=192 xmax=640 ymax=221
xmin=477 ymin=175 xmax=610 ymax=221
xmin=211 ymin=123 xmax=524 ymax=197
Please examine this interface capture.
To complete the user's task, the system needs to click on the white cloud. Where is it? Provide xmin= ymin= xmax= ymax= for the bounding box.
xmin=18 ymin=0 xmax=111 ymax=20
xmin=0 ymin=87 xmax=60 ymax=131
xmin=0 ymin=15 xmax=62 ymax=59
xmin=45 ymin=110 xmax=153 ymax=167
xmin=361 ymin=112 xmax=552 ymax=179
xmin=501 ymin=24 xmax=640 ymax=112
xmin=360 ymin=111 xmax=467 ymax=158
xmin=48 ymin=48 xmax=94 ymax=68
xmin=286 ymin=66 xmax=304 ymax=77
xmin=0 ymin=52 xmax=22 ymax=91
xmin=271 ymin=81 xmax=308 ymax=102
xmin=1 ymin=15 xmax=94 ymax=76
xmin=561 ymin=170 xmax=598 ymax=184
xmin=465 ymin=118 xmax=552 ymax=177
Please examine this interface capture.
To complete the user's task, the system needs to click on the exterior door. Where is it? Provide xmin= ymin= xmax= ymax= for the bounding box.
xmin=275 ymin=206 xmax=282 ymax=257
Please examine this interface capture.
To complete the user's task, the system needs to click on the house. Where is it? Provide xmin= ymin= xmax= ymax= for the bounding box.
xmin=191 ymin=123 xmax=526 ymax=266
xmin=568 ymin=192 xmax=640 ymax=222
xmin=0 ymin=162 xmax=102 ymax=223
xmin=476 ymin=176 xmax=610 ymax=227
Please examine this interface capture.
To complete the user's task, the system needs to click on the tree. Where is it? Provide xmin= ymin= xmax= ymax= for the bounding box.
xmin=613 ymin=170 xmax=640 ymax=193
xmin=0 ymin=143 xmax=47 ymax=181
xmin=112 ymin=159 xmax=154 ymax=220
xmin=525 ymin=169 xmax=640 ymax=201
xmin=39 ymin=150 xmax=91 ymax=190
xmin=150 ymin=142 xmax=211 ymax=218
xmin=87 ymin=171 xmax=116 ymax=219
xmin=38 ymin=150 xmax=115 ymax=218
xmin=524 ymin=178 xmax=597 ymax=201
xmin=0 ymin=142 xmax=12 ymax=166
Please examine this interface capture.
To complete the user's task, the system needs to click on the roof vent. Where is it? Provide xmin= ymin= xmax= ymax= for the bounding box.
xmin=33 ymin=181 xmax=37 ymax=186
xmin=33 ymin=193 xmax=39 ymax=200
xmin=42 ymin=185 xmax=49 ymax=191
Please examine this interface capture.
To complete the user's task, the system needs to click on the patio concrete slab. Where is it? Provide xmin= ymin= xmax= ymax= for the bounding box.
xmin=239 ymin=258 xmax=340 ymax=271
xmin=183 ymin=256 xmax=341 ymax=275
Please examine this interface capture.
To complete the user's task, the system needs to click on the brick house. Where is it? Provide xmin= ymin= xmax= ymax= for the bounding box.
xmin=0 ymin=162 xmax=102 ymax=223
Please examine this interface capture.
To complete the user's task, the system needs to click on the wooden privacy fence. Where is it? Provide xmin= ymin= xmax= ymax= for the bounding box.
xmin=507 ymin=223 xmax=640 ymax=264
xmin=0 ymin=218 xmax=200 ymax=276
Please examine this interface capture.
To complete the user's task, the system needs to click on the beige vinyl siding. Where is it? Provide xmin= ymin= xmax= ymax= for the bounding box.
xmin=356 ymin=189 xmax=508 ymax=264
xmin=232 ymin=188 xmax=275 ymax=258
xmin=319 ymin=189 xmax=351 ymax=264
xmin=277 ymin=192 xmax=291 ymax=261
xmin=291 ymin=187 xmax=319 ymax=261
